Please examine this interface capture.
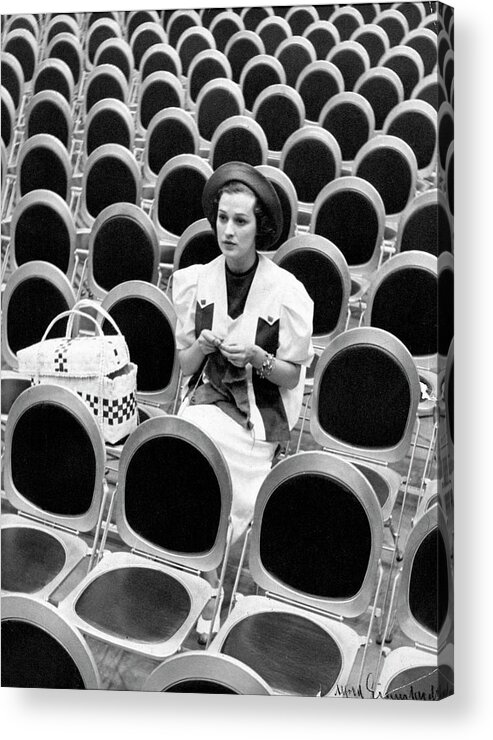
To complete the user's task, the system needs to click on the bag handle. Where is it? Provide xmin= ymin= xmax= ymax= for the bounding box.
xmin=41 ymin=308 xmax=104 ymax=343
xmin=67 ymin=299 xmax=123 ymax=338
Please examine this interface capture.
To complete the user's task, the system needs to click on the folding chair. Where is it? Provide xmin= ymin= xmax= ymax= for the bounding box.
xmin=143 ymin=652 xmax=272 ymax=695
xmin=210 ymin=115 xmax=268 ymax=170
xmin=16 ymin=134 xmax=71 ymax=204
xmin=59 ymin=415 xmax=233 ymax=661
xmin=210 ymin=11 xmax=244 ymax=54
xmin=139 ymin=42 xmax=181 ymax=82
xmin=142 ymin=108 xmax=199 ymax=194
xmin=195 ymin=78 xmax=245 ymax=152
xmin=375 ymin=8 xmax=409 ymax=47
xmin=4 ymin=28 xmax=38 ymax=84
xmin=330 ymin=6 xmax=364 ymax=41
xmin=1 ymin=51 xmax=25 ymax=113
xmin=275 ymin=35 xmax=316 ymax=88
xmin=319 ymin=91 xmax=375 ymax=171
xmin=328 ymin=40 xmax=370 ymax=92
xmin=130 ymin=21 xmax=167 ymax=72
xmin=2 ymin=595 xmax=101 ymax=689
xmin=355 ymin=67 xmax=404 ymax=131
xmin=256 ymin=164 xmax=299 ymax=252
xmin=375 ymin=505 xmax=453 ymax=700
xmin=394 ymin=189 xmax=452 ymax=257
xmin=209 ymin=451 xmax=385 ymax=696
xmin=296 ymin=60 xmax=343 ymax=123
xmin=166 ymin=9 xmax=201 ymax=49
xmin=383 ymin=99 xmax=437 ymax=181
xmin=381 ymin=45 xmax=424 ymax=100
xmin=403 ymin=28 xmax=437 ymax=76
xmin=85 ymin=17 xmax=121 ymax=69
xmin=225 ymin=29 xmax=265 ymax=84
xmin=94 ymin=37 xmax=134 ymax=84
xmin=2 ymin=384 xmax=106 ymax=599
xmin=173 ymin=218 xmax=221 ymax=272
xmin=253 ymin=84 xmax=305 ymax=163
xmin=257 ymin=15 xmax=292 ymax=56
xmin=1 ymin=261 xmax=76 ymax=370
xmin=25 ymin=90 xmax=72 ymax=150
xmin=33 ymin=58 xmax=74 ymax=105
xmin=83 ymin=63 xmax=128 ymax=117
xmin=240 ymin=6 xmax=274 ymax=33
xmin=82 ymin=98 xmax=134 ymax=163
xmin=84 ymin=203 xmax=159 ymax=301
xmin=240 ymin=54 xmax=286 ymax=113
xmin=177 ymin=26 xmax=216 ymax=76
xmin=46 ymin=32 xmax=84 ymax=90
xmin=136 ymin=71 xmax=184 ymax=137
xmin=285 ymin=5 xmax=319 ymax=36
xmin=350 ymin=23 xmax=390 ymax=67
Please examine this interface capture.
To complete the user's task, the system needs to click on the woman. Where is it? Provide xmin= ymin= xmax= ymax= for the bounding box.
xmin=172 ymin=162 xmax=314 ymax=638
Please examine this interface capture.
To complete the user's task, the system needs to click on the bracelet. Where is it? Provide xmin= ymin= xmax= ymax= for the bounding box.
xmin=256 ymin=352 xmax=275 ymax=379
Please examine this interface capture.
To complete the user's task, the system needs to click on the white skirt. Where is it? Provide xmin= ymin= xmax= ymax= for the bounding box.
xmin=179 ymin=403 xmax=277 ymax=542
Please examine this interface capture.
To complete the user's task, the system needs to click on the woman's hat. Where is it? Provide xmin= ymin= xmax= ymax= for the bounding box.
xmin=202 ymin=161 xmax=283 ymax=248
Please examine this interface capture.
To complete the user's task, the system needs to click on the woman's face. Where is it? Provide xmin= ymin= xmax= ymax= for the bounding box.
xmin=216 ymin=190 xmax=257 ymax=273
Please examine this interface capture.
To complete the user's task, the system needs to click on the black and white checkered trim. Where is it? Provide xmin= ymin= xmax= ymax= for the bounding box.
xmin=77 ymin=391 xmax=137 ymax=425
xmin=54 ymin=339 xmax=72 ymax=373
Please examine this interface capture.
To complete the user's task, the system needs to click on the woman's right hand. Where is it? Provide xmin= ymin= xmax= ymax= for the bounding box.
xmin=197 ymin=329 xmax=223 ymax=355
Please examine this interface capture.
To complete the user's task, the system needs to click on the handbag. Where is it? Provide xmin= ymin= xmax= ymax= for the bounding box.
xmin=17 ymin=299 xmax=138 ymax=444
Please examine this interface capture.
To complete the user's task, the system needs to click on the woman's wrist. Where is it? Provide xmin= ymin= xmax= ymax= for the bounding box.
xmin=249 ymin=345 xmax=265 ymax=370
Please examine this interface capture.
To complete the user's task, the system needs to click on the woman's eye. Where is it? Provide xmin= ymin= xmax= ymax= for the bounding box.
xmin=236 ymin=219 xmax=245 ymax=226
xmin=218 ymin=214 xmax=226 ymax=222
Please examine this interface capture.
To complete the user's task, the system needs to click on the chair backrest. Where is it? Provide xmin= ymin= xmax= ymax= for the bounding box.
xmin=374 ymin=8 xmax=409 ymax=47
xmin=85 ymin=17 xmax=121 ymax=68
xmin=113 ymin=415 xmax=232 ymax=571
xmin=257 ymin=15 xmax=292 ymax=56
xmin=364 ymin=251 xmax=438 ymax=363
xmin=195 ymin=78 xmax=245 ymax=143
xmin=166 ymin=9 xmax=201 ymax=49
xmin=296 ymin=60 xmax=343 ymax=123
xmin=46 ymin=32 xmax=83 ymax=87
xmin=139 ymin=42 xmax=182 ymax=81
xmin=17 ymin=133 xmax=71 ymax=202
xmin=381 ymin=45 xmax=424 ymax=100
xmin=285 ymin=5 xmax=319 ymax=36
xmin=210 ymin=11 xmax=244 ymax=54
xmin=240 ymin=53 xmax=286 ymax=113
xmin=253 ymin=84 xmax=305 ymax=155
xmin=350 ymin=23 xmax=390 ymax=67
xmin=2 ymin=260 xmax=76 ymax=370
xmin=89 ymin=11 xmax=119 ymax=28
xmin=319 ymin=91 xmax=375 ymax=164
xmin=395 ymin=189 xmax=452 ymax=257
xmin=310 ymin=176 xmax=384 ymax=274
xmin=354 ymin=66 xmax=404 ymax=130
xmin=395 ymin=505 xmax=453 ymax=650
xmin=1 ymin=86 xmax=16 ymax=152
xmin=1 ymin=51 xmax=24 ymax=112
xmin=187 ymin=49 xmax=232 ymax=108
xmin=275 ymin=35 xmax=316 ymax=88
xmin=143 ymin=652 xmax=272 ymax=694
xmin=80 ymin=143 xmax=140 ymax=226
xmin=443 ymin=49 xmax=454 ymax=104
xmin=273 ymin=234 xmax=350 ymax=344
xmin=354 ymin=134 xmax=417 ymax=219
xmin=144 ymin=107 xmax=199 ymax=185
xmin=303 ymin=19 xmax=339 ymax=59
xmin=87 ymin=203 xmax=159 ymax=300
xmin=137 ymin=71 xmax=184 ymax=135
xmin=248 ymin=451 xmax=383 ymax=618
xmin=4 ymin=28 xmax=38 ymax=83
xmin=240 ymin=6 xmax=274 ymax=32
xmin=201 ymin=8 xmax=227 ymax=30
xmin=446 ymin=141 xmax=454 ymax=216
xmin=438 ymin=102 xmax=454 ymax=172
xmin=33 ymin=58 xmax=74 ymax=104
xmin=130 ymin=21 xmax=168 ymax=71
xmin=4 ymin=383 xmax=106 ymax=533
xmin=392 ymin=2 xmax=426 ymax=32
xmin=153 ymin=154 xmax=212 ymax=242
xmin=330 ymin=6 xmax=364 ymax=41
xmin=25 ymin=90 xmax=72 ymax=150
xmin=411 ymin=73 xmax=441 ymax=111
xmin=438 ymin=251 xmax=454 ymax=361
xmin=173 ymin=218 xmax=220 ymax=271
xmin=46 ymin=14 xmax=80 ymax=45
xmin=256 ymin=164 xmax=298 ymax=252
xmin=83 ymin=98 xmax=134 ymax=160
xmin=403 ymin=28 xmax=437 ymax=76
xmin=210 ymin=114 xmax=268 ymax=170
xmin=280 ymin=126 xmax=342 ymax=205
xmin=1 ymin=595 xmax=101 ymax=689
xmin=419 ymin=11 xmax=439 ymax=34
xmin=177 ymin=25 xmax=216 ymax=76
xmin=383 ymin=99 xmax=437 ymax=176
xmin=225 ymin=29 xmax=265 ymax=83
xmin=5 ymin=13 xmax=39 ymax=40
xmin=10 ymin=189 xmax=75 ymax=276
xmin=84 ymin=63 xmax=128 ymax=116
xmin=94 ymin=37 xmax=134 ymax=83
xmin=126 ymin=9 xmax=161 ymax=43
xmin=310 ymin=327 xmax=420 ymax=464
xmin=328 ymin=40 xmax=370 ymax=92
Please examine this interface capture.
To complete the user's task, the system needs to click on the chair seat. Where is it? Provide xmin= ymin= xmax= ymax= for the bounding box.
xmin=1 ymin=515 xmax=88 ymax=599
xmin=377 ymin=645 xmax=454 ymax=700
xmin=352 ymin=461 xmax=401 ymax=521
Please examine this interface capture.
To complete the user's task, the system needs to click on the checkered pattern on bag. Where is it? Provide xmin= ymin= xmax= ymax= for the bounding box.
xmin=77 ymin=391 xmax=138 ymax=425
xmin=54 ymin=339 xmax=72 ymax=373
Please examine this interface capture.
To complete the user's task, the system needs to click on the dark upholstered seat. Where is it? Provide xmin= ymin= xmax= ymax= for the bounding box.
xmin=355 ymin=67 xmax=404 ymax=130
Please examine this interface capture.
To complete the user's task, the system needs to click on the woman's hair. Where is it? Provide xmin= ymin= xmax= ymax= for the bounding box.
xmin=213 ymin=180 xmax=277 ymax=250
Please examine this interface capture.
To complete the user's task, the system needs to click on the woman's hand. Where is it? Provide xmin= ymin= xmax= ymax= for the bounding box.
xmin=219 ymin=341 xmax=256 ymax=368
xmin=197 ymin=329 xmax=224 ymax=356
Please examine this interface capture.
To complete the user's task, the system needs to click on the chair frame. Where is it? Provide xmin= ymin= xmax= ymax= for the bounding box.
xmin=176 ymin=25 xmax=217 ymax=77
xmin=240 ymin=6 xmax=274 ymax=32
xmin=296 ymin=60 xmax=344 ymax=124
xmin=4 ymin=28 xmax=39 ymax=85
xmin=350 ymin=23 xmax=390 ymax=67
xmin=285 ymin=5 xmax=319 ymax=34
xmin=186 ymin=48 xmax=232 ymax=110
xmin=383 ymin=98 xmax=437 ymax=179
xmin=1 ymin=50 xmax=25 ymax=112
xmin=32 ymin=57 xmax=75 ymax=106
xmin=374 ymin=8 xmax=410 ymax=46
xmin=209 ymin=114 xmax=269 ymax=171
xmin=402 ymin=28 xmax=438 ymax=76
xmin=85 ymin=17 xmax=122 ymax=70
xmin=319 ymin=91 xmax=376 ymax=170
xmin=392 ymin=2 xmax=426 ymax=31
xmin=46 ymin=32 xmax=84 ymax=90
xmin=82 ymin=97 xmax=135 ymax=165
xmin=195 ymin=77 xmax=245 ymax=149
xmin=255 ymin=164 xmax=299 ymax=248
xmin=419 ymin=12 xmax=439 ymax=34
xmin=4 ymin=14 xmax=40 ymax=41
xmin=445 ymin=140 xmax=454 ymax=218
xmin=394 ymin=189 xmax=452 ymax=258
xmin=274 ymin=34 xmax=317 ymax=88
xmin=2 ymin=384 xmax=107 ymax=599
xmin=209 ymin=11 xmax=245 ymax=54
xmin=2 ymin=595 xmax=101 ymax=689
xmin=94 ymin=37 xmax=135 ymax=84
xmin=257 ymin=15 xmax=292 ymax=56
xmin=25 ymin=89 xmax=73 ymax=151
xmin=380 ymin=44 xmax=425 ymax=100
xmin=1 ymin=260 xmax=76 ymax=370
xmin=16 ymin=133 xmax=72 ymax=204
xmin=139 ymin=42 xmax=182 ymax=82
xmin=253 ymin=83 xmax=305 ymax=161
xmin=240 ymin=53 xmax=286 ymax=113
xmin=354 ymin=66 xmax=405 ymax=131
xmin=224 ymin=30 xmax=266 ymax=82
xmin=330 ymin=6 xmax=365 ymax=41
xmin=45 ymin=13 xmax=81 ymax=45
xmin=143 ymin=651 xmax=273 ymax=694
xmin=172 ymin=218 xmax=217 ymax=273
xmin=143 ymin=106 xmax=200 ymax=188
xmin=101 ymin=280 xmax=180 ymax=408
xmin=165 ymin=9 xmax=202 ymax=46
xmin=83 ymin=63 xmax=129 ymax=118
xmin=59 ymin=415 xmax=233 ymax=660
xmin=125 ymin=9 xmax=161 ymax=42
xmin=438 ymin=101 xmax=454 ymax=173
xmin=411 ymin=72 xmax=443 ymax=111
xmin=130 ymin=21 xmax=168 ymax=72
xmin=327 ymin=40 xmax=371 ymax=91
xmin=1 ymin=85 xmax=16 ymax=156
xmin=136 ymin=70 xmax=184 ymax=138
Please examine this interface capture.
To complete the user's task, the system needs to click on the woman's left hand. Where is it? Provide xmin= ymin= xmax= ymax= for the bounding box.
xmin=219 ymin=342 xmax=256 ymax=368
